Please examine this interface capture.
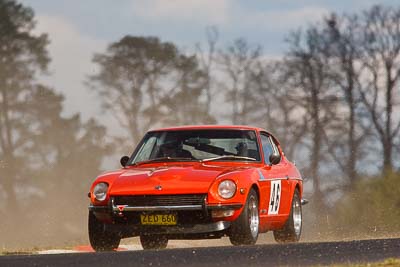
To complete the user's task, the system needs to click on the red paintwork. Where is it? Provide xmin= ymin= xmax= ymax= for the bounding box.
xmin=89 ymin=125 xmax=303 ymax=232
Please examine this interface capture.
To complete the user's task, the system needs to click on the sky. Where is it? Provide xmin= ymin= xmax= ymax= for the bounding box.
xmin=18 ymin=0 xmax=400 ymax=127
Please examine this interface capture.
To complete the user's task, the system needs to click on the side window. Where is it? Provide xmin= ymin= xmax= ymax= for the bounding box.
xmin=269 ymin=136 xmax=281 ymax=163
xmin=260 ymin=134 xmax=273 ymax=164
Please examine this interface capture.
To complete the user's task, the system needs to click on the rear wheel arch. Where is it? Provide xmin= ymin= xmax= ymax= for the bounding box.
xmin=289 ymin=182 xmax=301 ymax=204
xmin=294 ymin=183 xmax=301 ymax=198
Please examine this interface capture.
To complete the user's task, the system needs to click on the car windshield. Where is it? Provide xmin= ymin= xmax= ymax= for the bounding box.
xmin=130 ymin=129 xmax=261 ymax=164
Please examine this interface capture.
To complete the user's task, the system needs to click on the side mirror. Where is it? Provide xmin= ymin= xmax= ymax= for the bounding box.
xmin=269 ymin=154 xmax=281 ymax=165
xmin=120 ymin=156 xmax=130 ymax=167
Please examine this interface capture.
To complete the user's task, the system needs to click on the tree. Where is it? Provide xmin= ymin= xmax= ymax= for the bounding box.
xmin=319 ymin=13 xmax=370 ymax=189
xmin=196 ymin=26 xmax=219 ymax=116
xmin=0 ymin=0 xmax=49 ymax=213
xmin=357 ymin=5 xmax=400 ymax=173
xmin=0 ymin=84 xmax=112 ymax=249
xmin=219 ymin=38 xmax=262 ymax=124
xmin=89 ymin=36 xmax=213 ymax=145
xmin=28 ymin=87 xmax=111 ymax=242
xmin=283 ymin=27 xmax=338 ymax=211
xmin=160 ymin=54 xmax=215 ymax=125
xmin=251 ymin=61 xmax=308 ymax=160
xmin=0 ymin=1 xmax=112 ymax=248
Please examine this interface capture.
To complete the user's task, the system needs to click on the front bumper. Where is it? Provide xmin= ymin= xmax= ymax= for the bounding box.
xmin=89 ymin=198 xmax=242 ymax=235
xmin=88 ymin=198 xmax=243 ymax=214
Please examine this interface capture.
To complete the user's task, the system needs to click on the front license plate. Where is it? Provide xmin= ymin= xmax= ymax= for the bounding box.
xmin=140 ymin=214 xmax=177 ymax=225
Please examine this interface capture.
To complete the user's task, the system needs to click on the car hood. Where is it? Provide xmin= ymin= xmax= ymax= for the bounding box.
xmin=106 ymin=163 xmax=246 ymax=195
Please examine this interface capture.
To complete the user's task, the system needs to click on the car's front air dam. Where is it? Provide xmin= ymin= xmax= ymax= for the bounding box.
xmin=104 ymin=220 xmax=231 ymax=238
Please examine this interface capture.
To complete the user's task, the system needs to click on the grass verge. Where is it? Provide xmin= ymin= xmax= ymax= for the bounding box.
xmin=329 ymin=258 xmax=400 ymax=267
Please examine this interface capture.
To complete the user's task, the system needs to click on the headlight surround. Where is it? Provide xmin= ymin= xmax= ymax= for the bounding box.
xmin=218 ymin=180 xmax=236 ymax=199
xmin=93 ymin=182 xmax=108 ymax=201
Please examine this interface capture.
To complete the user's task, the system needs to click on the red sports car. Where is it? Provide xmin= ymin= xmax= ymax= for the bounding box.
xmin=88 ymin=125 xmax=306 ymax=251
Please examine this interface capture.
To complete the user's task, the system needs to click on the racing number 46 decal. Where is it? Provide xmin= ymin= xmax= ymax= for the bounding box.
xmin=268 ymin=180 xmax=281 ymax=215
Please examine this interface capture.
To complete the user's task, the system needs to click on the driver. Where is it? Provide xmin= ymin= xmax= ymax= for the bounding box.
xmin=160 ymin=142 xmax=177 ymax=157
xmin=160 ymin=141 xmax=192 ymax=158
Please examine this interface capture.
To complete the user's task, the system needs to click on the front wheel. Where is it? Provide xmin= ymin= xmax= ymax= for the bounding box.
xmin=88 ymin=211 xmax=121 ymax=251
xmin=273 ymin=189 xmax=302 ymax=243
xmin=229 ymin=188 xmax=259 ymax=245
xmin=140 ymin=234 xmax=168 ymax=250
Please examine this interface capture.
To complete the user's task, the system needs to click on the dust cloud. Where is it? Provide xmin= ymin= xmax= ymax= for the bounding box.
xmin=1 ymin=189 xmax=399 ymax=252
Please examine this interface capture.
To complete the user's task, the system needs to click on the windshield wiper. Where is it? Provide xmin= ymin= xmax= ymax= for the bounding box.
xmin=131 ymin=157 xmax=194 ymax=166
xmin=201 ymin=155 xmax=257 ymax=162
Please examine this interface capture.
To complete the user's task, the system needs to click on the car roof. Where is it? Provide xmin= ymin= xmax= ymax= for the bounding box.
xmin=148 ymin=125 xmax=266 ymax=132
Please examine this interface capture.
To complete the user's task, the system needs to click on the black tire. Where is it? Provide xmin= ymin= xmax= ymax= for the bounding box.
xmin=273 ymin=189 xmax=302 ymax=243
xmin=140 ymin=234 xmax=168 ymax=250
xmin=88 ymin=211 xmax=121 ymax=251
xmin=229 ymin=188 xmax=259 ymax=245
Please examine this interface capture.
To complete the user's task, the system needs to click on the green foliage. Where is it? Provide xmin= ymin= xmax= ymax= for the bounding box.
xmin=333 ymin=172 xmax=400 ymax=236
xmin=0 ymin=0 xmax=50 ymax=215
xmin=89 ymin=36 xmax=214 ymax=145
xmin=0 ymin=1 xmax=113 ymax=250
xmin=0 ymin=0 xmax=49 ymax=81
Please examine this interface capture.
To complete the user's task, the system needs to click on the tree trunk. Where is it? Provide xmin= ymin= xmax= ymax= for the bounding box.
xmin=384 ymin=69 xmax=393 ymax=173
xmin=346 ymin=72 xmax=358 ymax=189
xmin=310 ymin=83 xmax=324 ymax=212
xmin=2 ymin=153 xmax=20 ymax=215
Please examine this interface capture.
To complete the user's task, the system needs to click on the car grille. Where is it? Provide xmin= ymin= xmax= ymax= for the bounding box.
xmin=113 ymin=194 xmax=206 ymax=207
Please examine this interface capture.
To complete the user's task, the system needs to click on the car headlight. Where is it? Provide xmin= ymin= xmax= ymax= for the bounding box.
xmin=93 ymin=182 xmax=108 ymax=201
xmin=218 ymin=180 xmax=236 ymax=199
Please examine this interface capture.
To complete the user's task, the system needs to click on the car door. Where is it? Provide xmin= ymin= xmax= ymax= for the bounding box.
xmin=258 ymin=133 xmax=291 ymax=221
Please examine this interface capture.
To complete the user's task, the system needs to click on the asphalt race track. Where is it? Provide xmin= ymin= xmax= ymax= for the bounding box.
xmin=1 ymin=238 xmax=399 ymax=267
